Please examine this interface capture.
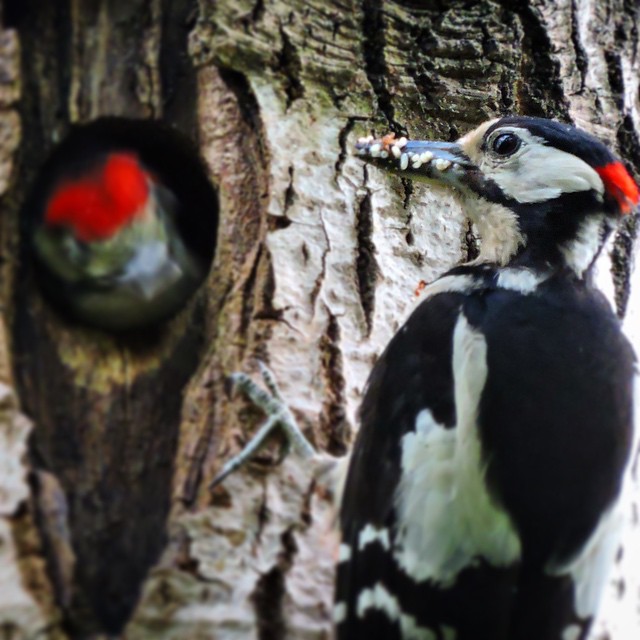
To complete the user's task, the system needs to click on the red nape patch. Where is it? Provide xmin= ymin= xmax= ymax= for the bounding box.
xmin=596 ymin=161 xmax=640 ymax=215
xmin=45 ymin=153 xmax=150 ymax=241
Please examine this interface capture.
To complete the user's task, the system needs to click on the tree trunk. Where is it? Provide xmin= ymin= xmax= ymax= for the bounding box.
xmin=0 ymin=0 xmax=638 ymax=638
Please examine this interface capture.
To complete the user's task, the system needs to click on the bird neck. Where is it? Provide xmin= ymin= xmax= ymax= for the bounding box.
xmin=462 ymin=197 xmax=524 ymax=267
xmin=463 ymin=190 xmax=612 ymax=281
xmin=509 ymin=211 xmax=610 ymax=280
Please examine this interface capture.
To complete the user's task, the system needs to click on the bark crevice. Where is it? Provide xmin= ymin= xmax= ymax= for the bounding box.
xmin=252 ymin=527 xmax=298 ymax=640
xmin=360 ymin=0 xmax=404 ymax=133
xmin=355 ymin=180 xmax=378 ymax=337
xmin=508 ymin=2 xmax=570 ymax=118
xmin=570 ymin=0 xmax=589 ymax=93
xmin=319 ymin=310 xmax=349 ymax=456
xmin=275 ymin=25 xmax=304 ymax=109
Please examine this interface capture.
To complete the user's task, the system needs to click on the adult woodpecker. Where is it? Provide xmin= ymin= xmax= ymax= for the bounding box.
xmin=334 ymin=117 xmax=639 ymax=640
xmin=25 ymin=118 xmax=217 ymax=331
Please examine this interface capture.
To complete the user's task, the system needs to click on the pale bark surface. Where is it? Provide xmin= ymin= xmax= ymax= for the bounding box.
xmin=0 ymin=1 xmax=639 ymax=639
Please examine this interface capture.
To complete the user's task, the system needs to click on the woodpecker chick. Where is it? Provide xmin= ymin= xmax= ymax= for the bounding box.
xmin=26 ymin=119 xmax=217 ymax=331
xmin=341 ymin=117 xmax=639 ymax=640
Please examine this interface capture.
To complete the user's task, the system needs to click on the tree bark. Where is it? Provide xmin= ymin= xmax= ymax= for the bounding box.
xmin=0 ymin=0 xmax=639 ymax=638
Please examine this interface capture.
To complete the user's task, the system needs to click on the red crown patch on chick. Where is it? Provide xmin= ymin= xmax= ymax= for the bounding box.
xmin=27 ymin=118 xmax=218 ymax=331
xmin=45 ymin=153 xmax=150 ymax=242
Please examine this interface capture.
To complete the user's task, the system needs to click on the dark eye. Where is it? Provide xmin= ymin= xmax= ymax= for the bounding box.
xmin=492 ymin=133 xmax=521 ymax=156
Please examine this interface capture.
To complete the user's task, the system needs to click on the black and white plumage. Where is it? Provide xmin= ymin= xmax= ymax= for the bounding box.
xmin=337 ymin=117 xmax=639 ymax=640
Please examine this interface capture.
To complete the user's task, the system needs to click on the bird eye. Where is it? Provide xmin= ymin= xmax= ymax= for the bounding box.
xmin=492 ymin=133 xmax=521 ymax=156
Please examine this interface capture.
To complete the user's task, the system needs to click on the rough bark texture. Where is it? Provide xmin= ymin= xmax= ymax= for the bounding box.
xmin=0 ymin=1 xmax=639 ymax=639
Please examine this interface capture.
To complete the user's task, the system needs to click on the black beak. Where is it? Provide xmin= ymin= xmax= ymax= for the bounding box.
xmin=355 ymin=134 xmax=475 ymax=190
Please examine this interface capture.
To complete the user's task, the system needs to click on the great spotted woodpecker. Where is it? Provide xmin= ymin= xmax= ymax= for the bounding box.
xmin=336 ymin=117 xmax=638 ymax=640
xmin=213 ymin=117 xmax=638 ymax=640
xmin=25 ymin=118 xmax=217 ymax=331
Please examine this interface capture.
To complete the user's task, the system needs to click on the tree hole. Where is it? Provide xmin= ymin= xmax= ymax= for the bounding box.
xmin=11 ymin=118 xmax=218 ymax=636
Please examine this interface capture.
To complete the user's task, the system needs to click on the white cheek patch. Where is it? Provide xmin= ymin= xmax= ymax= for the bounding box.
xmin=480 ymin=131 xmax=605 ymax=204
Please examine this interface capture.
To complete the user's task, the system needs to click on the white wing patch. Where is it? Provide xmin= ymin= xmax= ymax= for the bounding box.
xmin=359 ymin=524 xmax=390 ymax=551
xmin=333 ymin=602 xmax=347 ymax=624
xmin=357 ymin=582 xmax=438 ymax=640
xmin=496 ymin=267 xmax=547 ymax=294
xmin=393 ymin=408 xmax=461 ymax=584
xmin=338 ymin=543 xmax=352 ymax=563
xmin=562 ymin=624 xmax=582 ymax=640
xmin=393 ymin=314 xmax=521 ymax=586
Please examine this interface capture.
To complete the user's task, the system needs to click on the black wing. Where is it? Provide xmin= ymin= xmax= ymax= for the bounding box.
xmin=335 ymin=290 xmax=520 ymax=640
xmin=335 ymin=277 xmax=635 ymax=640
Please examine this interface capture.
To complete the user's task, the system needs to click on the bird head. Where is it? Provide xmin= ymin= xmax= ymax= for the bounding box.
xmin=34 ymin=150 xmax=173 ymax=289
xmin=44 ymin=152 xmax=152 ymax=243
xmin=26 ymin=118 xmax=218 ymax=331
xmin=356 ymin=117 xmax=639 ymax=274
